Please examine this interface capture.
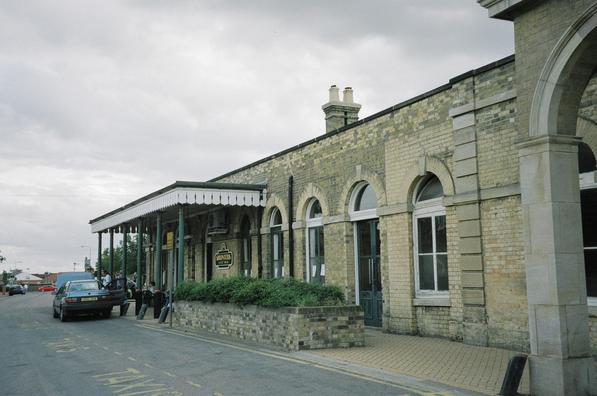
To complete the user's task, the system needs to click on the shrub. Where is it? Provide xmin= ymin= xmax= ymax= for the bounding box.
xmin=173 ymin=281 xmax=195 ymax=301
xmin=174 ymin=276 xmax=345 ymax=308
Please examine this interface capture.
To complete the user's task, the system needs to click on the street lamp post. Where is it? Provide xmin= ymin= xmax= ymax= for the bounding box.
xmin=80 ymin=245 xmax=91 ymax=270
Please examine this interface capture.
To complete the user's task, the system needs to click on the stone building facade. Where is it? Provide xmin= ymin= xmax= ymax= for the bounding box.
xmin=90 ymin=1 xmax=597 ymax=393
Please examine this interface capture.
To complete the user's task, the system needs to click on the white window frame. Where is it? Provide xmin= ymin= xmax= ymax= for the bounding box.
xmin=348 ymin=181 xmax=378 ymax=222
xmin=305 ymin=199 xmax=324 ymax=282
xmin=240 ymin=217 xmax=251 ymax=277
xmin=580 ymin=171 xmax=597 ymax=306
xmin=270 ymin=208 xmax=282 ymax=227
xmin=413 ymin=201 xmax=448 ymax=298
xmin=270 ymin=208 xmax=284 ymax=278
xmin=412 ymin=172 xmax=449 ymax=299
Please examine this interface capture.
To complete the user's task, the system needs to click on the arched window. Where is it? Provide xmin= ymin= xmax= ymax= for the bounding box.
xmin=349 ymin=182 xmax=378 ymax=221
xmin=413 ymin=175 xmax=448 ymax=296
xmin=240 ymin=216 xmax=252 ymax=277
xmin=306 ymin=199 xmax=324 ymax=283
xmin=355 ymin=184 xmax=377 ymax=211
xmin=270 ymin=208 xmax=284 ymax=278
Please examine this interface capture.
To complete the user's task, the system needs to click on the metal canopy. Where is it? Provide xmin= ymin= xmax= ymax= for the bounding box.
xmin=89 ymin=181 xmax=267 ymax=233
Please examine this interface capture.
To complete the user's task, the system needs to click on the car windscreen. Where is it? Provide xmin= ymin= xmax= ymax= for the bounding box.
xmin=67 ymin=282 xmax=99 ymax=292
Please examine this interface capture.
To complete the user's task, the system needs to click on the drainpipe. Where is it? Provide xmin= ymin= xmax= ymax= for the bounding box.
xmin=288 ymin=176 xmax=294 ymax=278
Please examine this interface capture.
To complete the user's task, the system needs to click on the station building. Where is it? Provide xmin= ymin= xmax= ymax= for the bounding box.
xmin=90 ymin=1 xmax=597 ymax=393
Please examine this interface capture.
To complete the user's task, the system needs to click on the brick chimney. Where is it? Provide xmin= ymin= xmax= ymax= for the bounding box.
xmin=321 ymin=85 xmax=361 ymax=133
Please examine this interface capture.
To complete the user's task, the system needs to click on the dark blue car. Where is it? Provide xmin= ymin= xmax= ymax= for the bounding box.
xmin=8 ymin=284 xmax=25 ymax=296
xmin=53 ymin=280 xmax=114 ymax=321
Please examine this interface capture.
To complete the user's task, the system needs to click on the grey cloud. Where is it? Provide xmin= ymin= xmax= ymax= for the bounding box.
xmin=0 ymin=0 xmax=513 ymax=273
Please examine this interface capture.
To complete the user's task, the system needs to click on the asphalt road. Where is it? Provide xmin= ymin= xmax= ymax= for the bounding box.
xmin=1 ymin=292 xmax=451 ymax=396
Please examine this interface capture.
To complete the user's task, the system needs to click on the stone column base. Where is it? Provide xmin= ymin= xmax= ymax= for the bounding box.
xmin=529 ymin=355 xmax=597 ymax=396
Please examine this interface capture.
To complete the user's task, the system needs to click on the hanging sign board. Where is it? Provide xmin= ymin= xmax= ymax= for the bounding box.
xmin=215 ymin=243 xmax=233 ymax=269
xmin=165 ymin=232 xmax=174 ymax=250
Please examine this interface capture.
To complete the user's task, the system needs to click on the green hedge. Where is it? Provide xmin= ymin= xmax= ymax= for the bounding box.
xmin=174 ymin=277 xmax=345 ymax=308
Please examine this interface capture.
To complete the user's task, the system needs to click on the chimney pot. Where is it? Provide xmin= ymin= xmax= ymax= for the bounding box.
xmin=322 ymin=84 xmax=361 ymax=134
xmin=343 ymin=87 xmax=354 ymax=103
xmin=329 ymin=85 xmax=340 ymax=102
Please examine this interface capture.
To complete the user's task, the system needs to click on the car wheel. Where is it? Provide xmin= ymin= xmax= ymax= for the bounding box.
xmin=53 ymin=307 xmax=59 ymax=318
xmin=60 ymin=306 xmax=68 ymax=322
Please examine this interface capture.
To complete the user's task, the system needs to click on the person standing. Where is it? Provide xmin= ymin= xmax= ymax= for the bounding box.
xmin=103 ymin=272 xmax=112 ymax=288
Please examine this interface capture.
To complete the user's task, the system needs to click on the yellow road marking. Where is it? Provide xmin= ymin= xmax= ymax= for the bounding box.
xmin=163 ymin=371 xmax=176 ymax=378
xmin=46 ymin=338 xmax=77 ymax=353
xmin=134 ymin=324 xmax=443 ymax=395
xmin=186 ymin=381 xmax=201 ymax=388
xmin=93 ymin=368 xmax=181 ymax=396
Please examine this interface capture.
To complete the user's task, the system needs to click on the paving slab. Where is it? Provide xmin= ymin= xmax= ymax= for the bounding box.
xmin=304 ymin=328 xmax=530 ymax=396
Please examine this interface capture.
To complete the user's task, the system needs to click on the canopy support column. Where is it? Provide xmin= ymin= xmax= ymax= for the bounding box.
xmin=177 ymin=205 xmax=185 ymax=285
xmin=136 ymin=219 xmax=142 ymax=289
xmin=123 ymin=225 xmax=128 ymax=280
xmin=155 ymin=213 xmax=162 ymax=290
xmin=109 ymin=229 xmax=114 ymax=275
xmin=97 ymin=232 xmax=102 ymax=281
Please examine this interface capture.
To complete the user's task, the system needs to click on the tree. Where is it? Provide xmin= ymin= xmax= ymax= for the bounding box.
xmin=0 ymin=250 xmax=5 ymax=263
xmin=98 ymin=234 xmax=144 ymax=277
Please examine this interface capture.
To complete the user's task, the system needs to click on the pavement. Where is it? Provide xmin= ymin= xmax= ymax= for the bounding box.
xmin=126 ymin=301 xmax=530 ymax=395
xmin=305 ymin=329 xmax=530 ymax=396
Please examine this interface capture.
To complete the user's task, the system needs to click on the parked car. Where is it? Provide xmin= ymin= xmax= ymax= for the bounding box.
xmin=38 ymin=284 xmax=57 ymax=293
xmin=53 ymin=280 xmax=114 ymax=321
xmin=55 ymin=271 xmax=94 ymax=290
xmin=103 ymin=279 xmax=128 ymax=310
xmin=8 ymin=284 xmax=25 ymax=296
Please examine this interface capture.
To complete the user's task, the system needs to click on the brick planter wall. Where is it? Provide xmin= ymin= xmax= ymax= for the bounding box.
xmin=173 ymin=301 xmax=365 ymax=351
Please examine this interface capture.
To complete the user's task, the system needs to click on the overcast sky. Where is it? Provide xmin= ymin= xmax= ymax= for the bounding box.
xmin=0 ymin=0 xmax=513 ymax=275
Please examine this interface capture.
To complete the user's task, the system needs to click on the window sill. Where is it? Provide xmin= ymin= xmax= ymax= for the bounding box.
xmin=588 ymin=298 xmax=597 ymax=317
xmin=413 ymin=297 xmax=451 ymax=307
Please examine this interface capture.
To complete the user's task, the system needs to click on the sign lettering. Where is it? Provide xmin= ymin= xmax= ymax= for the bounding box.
xmin=165 ymin=232 xmax=174 ymax=250
xmin=215 ymin=244 xmax=234 ymax=269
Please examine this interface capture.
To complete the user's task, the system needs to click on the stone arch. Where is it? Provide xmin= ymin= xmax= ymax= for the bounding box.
xmin=397 ymin=156 xmax=455 ymax=207
xmin=295 ymin=183 xmax=331 ymax=221
xmin=338 ymin=166 xmax=387 ymax=214
xmin=233 ymin=208 xmax=258 ymax=234
xmin=530 ymin=3 xmax=597 ymax=137
xmin=261 ymin=193 xmax=289 ymax=228
xmin=518 ymin=5 xmax=597 ymax=393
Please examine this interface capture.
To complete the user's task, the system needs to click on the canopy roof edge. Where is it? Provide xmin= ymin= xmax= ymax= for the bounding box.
xmin=89 ymin=181 xmax=267 ymax=233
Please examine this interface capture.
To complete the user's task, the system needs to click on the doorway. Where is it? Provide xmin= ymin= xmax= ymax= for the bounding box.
xmin=357 ymin=219 xmax=382 ymax=327
xmin=205 ymin=242 xmax=213 ymax=282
